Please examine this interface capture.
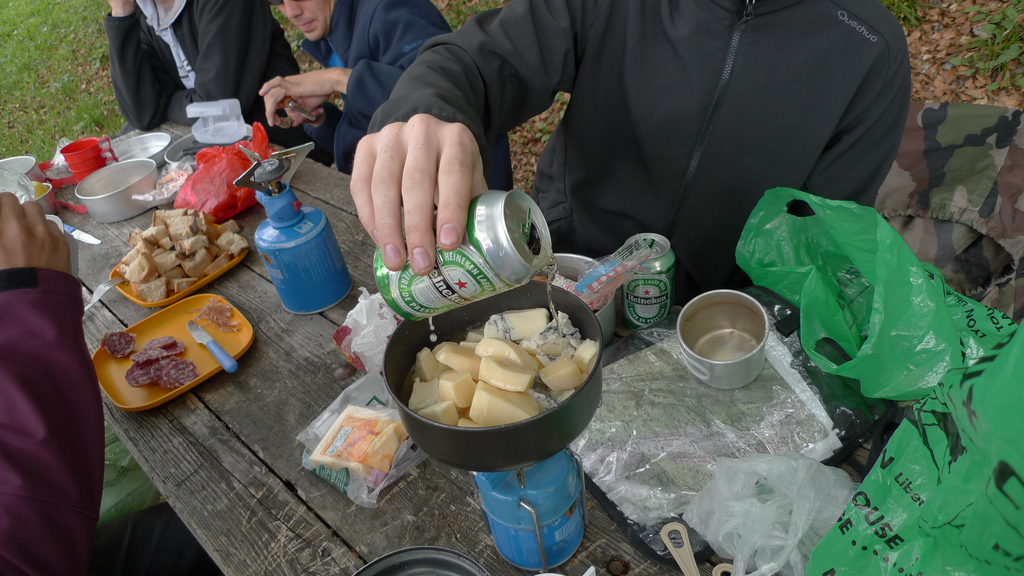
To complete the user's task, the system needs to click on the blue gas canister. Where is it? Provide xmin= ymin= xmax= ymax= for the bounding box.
xmin=473 ymin=449 xmax=586 ymax=571
xmin=234 ymin=144 xmax=352 ymax=314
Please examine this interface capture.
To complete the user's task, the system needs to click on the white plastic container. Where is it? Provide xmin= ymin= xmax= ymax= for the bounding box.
xmin=187 ymin=98 xmax=246 ymax=144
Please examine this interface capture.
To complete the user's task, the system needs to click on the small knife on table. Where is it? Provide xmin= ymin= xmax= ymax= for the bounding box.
xmin=63 ymin=224 xmax=101 ymax=245
xmin=186 ymin=321 xmax=238 ymax=373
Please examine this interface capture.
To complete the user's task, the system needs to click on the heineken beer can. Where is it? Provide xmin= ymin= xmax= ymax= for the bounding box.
xmin=376 ymin=190 xmax=553 ymax=320
xmin=622 ymin=233 xmax=675 ymax=330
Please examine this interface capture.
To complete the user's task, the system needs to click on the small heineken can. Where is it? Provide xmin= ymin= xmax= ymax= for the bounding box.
xmin=622 ymin=233 xmax=675 ymax=330
xmin=376 ymin=190 xmax=552 ymax=320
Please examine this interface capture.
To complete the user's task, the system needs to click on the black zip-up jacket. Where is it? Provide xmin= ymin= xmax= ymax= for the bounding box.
xmin=105 ymin=0 xmax=299 ymax=130
xmin=369 ymin=0 xmax=911 ymax=304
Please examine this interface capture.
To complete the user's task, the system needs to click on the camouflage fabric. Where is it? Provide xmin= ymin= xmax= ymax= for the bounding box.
xmin=876 ymin=101 xmax=1024 ymax=323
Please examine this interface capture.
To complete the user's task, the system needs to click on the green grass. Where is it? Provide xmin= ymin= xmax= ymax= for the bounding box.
xmin=950 ymin=1 xmax=1024 ymax=90
xmin=880 ymin=0 xmax=927 ymax=28
xmin=0 ymin=1 xmax=123 ymax=162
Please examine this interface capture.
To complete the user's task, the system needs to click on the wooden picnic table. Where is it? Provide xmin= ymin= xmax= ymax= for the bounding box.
xmin=62 ymin=123 xmax=713 ymax=576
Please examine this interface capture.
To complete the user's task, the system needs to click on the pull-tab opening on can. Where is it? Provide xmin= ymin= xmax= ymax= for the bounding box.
xmin=472 ymin=190 xmax=552 ymax=285
xmin=526 ymin=220 xmax=542 ymax=256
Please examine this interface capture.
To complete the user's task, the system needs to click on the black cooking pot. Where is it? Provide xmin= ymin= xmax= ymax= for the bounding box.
xmin=383 ymin=281 xmax=603 ymax=472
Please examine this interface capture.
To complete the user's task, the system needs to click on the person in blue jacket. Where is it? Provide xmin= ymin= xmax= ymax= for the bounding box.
xmin=260 ymin=0 xmax=512 ymax=188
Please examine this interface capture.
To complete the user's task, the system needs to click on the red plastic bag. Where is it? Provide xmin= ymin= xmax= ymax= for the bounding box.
xmin=173 ymin=123 xmax=271 ymax=222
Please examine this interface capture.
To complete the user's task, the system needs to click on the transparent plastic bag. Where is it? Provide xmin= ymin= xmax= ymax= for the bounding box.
xmin=574 ymin=314 xmax=841 ymax=565
xmin=297 ymin=372 xmax=427 ymax=508
xmin=683 ymin=452 xmax=857 ymax=576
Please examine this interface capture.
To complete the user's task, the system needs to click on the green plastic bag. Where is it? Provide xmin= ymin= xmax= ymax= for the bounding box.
xmin=736 ymin=188 xmax=1016 ymax=401
xmin=806 ymin=327 xmax=1024 ymax=575
xmin=99 ymin=423 xmax=162 ymax=525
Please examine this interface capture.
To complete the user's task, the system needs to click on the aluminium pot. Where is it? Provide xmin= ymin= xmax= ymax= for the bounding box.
xmin=75 ymin=159 xmax=159 ymax=223
xmin=383 ymin=280 xmax=603 ymax=472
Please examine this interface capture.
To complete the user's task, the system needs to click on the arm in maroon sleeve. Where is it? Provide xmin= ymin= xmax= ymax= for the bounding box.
xmin=0 ymin=268 xmax=105 ymax=575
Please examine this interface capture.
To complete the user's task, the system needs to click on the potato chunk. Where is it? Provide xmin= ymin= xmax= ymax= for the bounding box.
xmin=414 ymin=347 xmax=442 ymax=382
xmin=408 ymin=378 xmax=440 ymax=412
xmin=474 ymin=337 xmax=540 ymax=371
xmin=418 ymin=400 xmax=459 ymax=426
xmin=478 ymin=356 xmax=536 ymax=392
xmin=434 ymin=342 xmax=481 ymax=380
xmin=438 ymin=371 xmax=476 ymax=409
xmin=539 ymin=357 xmax=584 ymax=392
xmin=469 ymin=381 xmax=541 ymax=426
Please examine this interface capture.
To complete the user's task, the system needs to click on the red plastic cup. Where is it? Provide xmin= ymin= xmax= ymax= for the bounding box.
xmin=61 ymin=136 xmax=118 ymax=165
xmin=67 ymin=154 xmax=116 ymax=173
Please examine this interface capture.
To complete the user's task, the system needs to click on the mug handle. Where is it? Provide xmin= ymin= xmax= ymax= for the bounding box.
xmin=98 ymin=136 xmax=119 ymax=162
xmin=680 ymin=353 xmax=711 ymax=381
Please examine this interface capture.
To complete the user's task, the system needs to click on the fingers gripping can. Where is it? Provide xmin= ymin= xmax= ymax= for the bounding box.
xmin=375 ymin=190 xmax=553 ymax=320
xmin=622 ymin=233 xmax=675 ymax=329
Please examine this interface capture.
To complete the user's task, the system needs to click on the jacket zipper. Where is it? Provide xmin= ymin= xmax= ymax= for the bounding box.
xmin=661 ymin=0 xmax=756 ymax=237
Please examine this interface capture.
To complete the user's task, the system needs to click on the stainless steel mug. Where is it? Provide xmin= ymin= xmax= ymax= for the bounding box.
xmin=676 ymin=289 xmax=769 ymax=389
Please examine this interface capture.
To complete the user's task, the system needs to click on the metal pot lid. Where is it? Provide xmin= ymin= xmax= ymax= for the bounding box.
xmin=353 ymin=546 xmax=491 ymax=576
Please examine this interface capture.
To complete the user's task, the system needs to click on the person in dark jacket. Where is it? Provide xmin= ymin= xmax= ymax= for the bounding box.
xmin=350 ymin=0 xmax=912 ymax=303
xmin=258 ymin=0 xmax=512 ymax=185
xmin=103 ymin=0 xmax=329 ymax=163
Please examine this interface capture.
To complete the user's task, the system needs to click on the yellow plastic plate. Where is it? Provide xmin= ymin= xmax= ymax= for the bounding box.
xmin=110 ymin=249 xmax=248 ymax=308
xmin=94 ymin=294 xmax=254 ymax=412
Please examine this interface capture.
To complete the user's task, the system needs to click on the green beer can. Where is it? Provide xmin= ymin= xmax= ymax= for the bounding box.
xmin=375 ymin=190 xmax=553 ymax=320
xmin=622 ymin=233 xmax=675 ymax=330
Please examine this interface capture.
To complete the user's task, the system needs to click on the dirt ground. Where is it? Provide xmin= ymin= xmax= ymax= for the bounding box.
xmin=507 ymin=0 xmax=1024 ymax=192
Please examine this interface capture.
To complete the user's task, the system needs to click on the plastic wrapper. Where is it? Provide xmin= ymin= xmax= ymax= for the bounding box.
xmin=683 ymin=452 xmax=857 ymax=576
xmin=332 ymin=287 xmax=402 ymax=374
xmin=131 ymin=157 xmax=195 ymax=204
xmin=297 ymin=372 xmax=427 ymax=508
xmin=573 ymin=315 xmax=841 ymax=564
xmin=570 ymin=235 xmax=654 ymax=310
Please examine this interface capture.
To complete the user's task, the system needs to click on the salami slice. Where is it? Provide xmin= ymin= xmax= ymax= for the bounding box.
xmin=157 ymin=357 xmax=199 ymax=388
xmin=142 ymin=335 xmax=179 ymax=350
xmin=130 ymin=340 xmax=182 ymax=362
xmin=129 ymin=339 xmax=186 ymax=364
xmin=100 ymin=330 xmax=136 ymax=358
xmin=125 ymin=358 xmax=169 ymax=387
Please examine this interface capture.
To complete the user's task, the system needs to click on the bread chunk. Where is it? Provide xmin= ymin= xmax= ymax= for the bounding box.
xmin=181 ymin=249 xmax=213 ymax=279
xmin=131 ymin=277 xmax=168 ymax=303
xmin=124 ymin=251 xmax=159 ymax=283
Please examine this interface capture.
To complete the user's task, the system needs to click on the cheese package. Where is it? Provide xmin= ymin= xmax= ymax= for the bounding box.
xmin=309 ymin=406 xmax=408 ymax=479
